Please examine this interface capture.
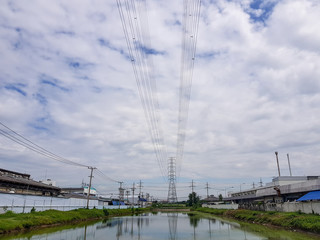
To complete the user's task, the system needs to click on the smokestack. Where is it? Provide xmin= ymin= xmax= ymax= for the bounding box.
xmin=287 ymin=153 xmax=292 ymax=176
xmin=275 ymin=151 xmax=281 ymax=177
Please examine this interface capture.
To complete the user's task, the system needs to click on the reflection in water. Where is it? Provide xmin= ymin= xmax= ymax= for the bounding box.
xmin=4 ymin=213 xmax=320 ymax=240
xmin=84 ymin=225 xmax=87 ymax=240
xmin=167 ymin=213 xmax=178 ymax=240
xmin=187 ymin=213 xmax=200 ymax=228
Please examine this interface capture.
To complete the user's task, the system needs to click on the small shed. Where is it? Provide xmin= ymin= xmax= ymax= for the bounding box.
xmin=297 ymin=190 xmax=320 ymax=201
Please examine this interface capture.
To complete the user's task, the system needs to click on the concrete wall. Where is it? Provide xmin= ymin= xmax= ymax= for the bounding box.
xmin=202 ymin=204 xmax=239 ymax=210
xmin=265 ymin=202 xmax=320 ymax=214
xmin=240 ymin=201 xmax=320 ymax=214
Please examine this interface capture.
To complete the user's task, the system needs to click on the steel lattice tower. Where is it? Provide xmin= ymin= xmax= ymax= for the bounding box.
xmin=167 ymin=157 xmax=177 ymax=202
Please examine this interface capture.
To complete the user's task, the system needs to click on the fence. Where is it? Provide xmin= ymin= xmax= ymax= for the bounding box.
xmin=0 ymin=193 xmax=129 ymax=214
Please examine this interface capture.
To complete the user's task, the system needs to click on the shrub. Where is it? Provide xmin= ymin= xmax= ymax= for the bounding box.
xmin=103 ymin=208 xmax=109 ymax=216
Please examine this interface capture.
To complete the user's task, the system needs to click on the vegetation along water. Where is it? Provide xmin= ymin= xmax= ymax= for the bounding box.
xmin=1 ymin=211 xmax=320 ymax=240
xmin=0 ymin=206 xmax=320 ymax=239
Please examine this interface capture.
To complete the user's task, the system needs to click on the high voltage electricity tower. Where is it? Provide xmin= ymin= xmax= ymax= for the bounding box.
xmin=117 ymin=0 xmax=201 ymax=202
xmin=167 ymin=157 xmax=177 ymax=202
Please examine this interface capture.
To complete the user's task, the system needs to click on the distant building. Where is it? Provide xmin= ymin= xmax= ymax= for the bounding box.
xmin=39 ymin=179 xmax=56 ymax=187
xmin=202 ymin=195 xmax=220 ymax=204
xmin=0 ymin=168 xmax=60 ymax=196
xmin=229 ymin=176 xmax=320 ymax=204
xmin=61 ymin=186 xmax=97 ymax=197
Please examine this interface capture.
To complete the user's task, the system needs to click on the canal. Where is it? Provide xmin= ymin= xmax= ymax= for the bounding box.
xmin=1 ymin=212 xmax=319 ymax=240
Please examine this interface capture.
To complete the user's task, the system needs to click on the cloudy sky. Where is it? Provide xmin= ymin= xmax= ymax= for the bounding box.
xmin=0 ymin=0 xmax=320 ymax=200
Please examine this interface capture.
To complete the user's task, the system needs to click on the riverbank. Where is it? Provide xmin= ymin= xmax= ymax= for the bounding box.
xmin=2 ymin=206 xmax=320 ymax=235
xmin=0 ymin=208 xmax=146 ymax=234
xmin=196 ymin=207 xmax=320 ymax=233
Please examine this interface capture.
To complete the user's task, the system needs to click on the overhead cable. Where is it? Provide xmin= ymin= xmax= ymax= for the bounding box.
xmin=0 ymin=121 xmax=89 ymax=168
xmin=176 ymin=0 xmax=201 ymax=178
xmin=116 ymin=0 xmax=168 ymax=182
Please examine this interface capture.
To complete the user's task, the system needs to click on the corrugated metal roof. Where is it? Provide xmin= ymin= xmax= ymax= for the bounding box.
xmin=297 ymin=191 xmax=320 ymax=201
xmin=0 ymin=168 xmax=30 ymax=178
xmin=0 ymin=175 xmax=60 ymax=190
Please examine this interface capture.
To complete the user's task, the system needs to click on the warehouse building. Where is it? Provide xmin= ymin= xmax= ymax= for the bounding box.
xmin=0 ymin=168 xmax=61 ymax=196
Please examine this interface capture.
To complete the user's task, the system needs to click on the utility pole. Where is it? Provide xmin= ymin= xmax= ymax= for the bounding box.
xmin=287 ymin=153 xmax=292 ymax=176
xmin=86 ymin=167 xmax=96 ymax=209
xmin=259 ymin=178 xmax=263 ymax=187
xmin=206 ymin=182 xmax=209 ymax=198
xmin=275 ymin=151 xmax=281 ymax=177
xmin=126 ymin=190 xmax=130 ymax=205
xmin=139 ymin=180 xmax=142 ymax=196
xmin=118 ymin=182 xmax=124 ymax=208
xmin=138 ymin=180 xmax=143 ymax=207
xmin=190 ymin=180 xmax=195 ymax=193
xmin=131 ymin=182 xmax=135 ymax=207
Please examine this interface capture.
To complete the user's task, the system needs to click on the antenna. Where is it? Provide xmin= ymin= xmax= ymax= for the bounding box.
xmin=287 ymin=153 xmax=292 ymax=176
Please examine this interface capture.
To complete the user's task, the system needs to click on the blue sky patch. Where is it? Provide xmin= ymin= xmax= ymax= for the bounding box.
xmin=39 ymin=74 xmax=69 ymax=92
xmin=247 ymin=0 xmax=278 ymax=23
xmin=197 ymin=50 xmax=225 ymax=59
xmin=67 ymin=58 xmax=94 ymax=70
xmin=98 ymin=38 xmax=131 ymax=60
xmin=33 ymin=93 xmax=47 ymax=105
xmin=69 ymin=61 xmax=80 ymax=68
xmin=99 ymin=38 xmax=165 ymax=56
xmin=4 ymin=83 xmax=27 ymax=96
xmin=139 ymin=44 xmax=165 ymax=56
xmin=29 ymin=119 xmax=50 ymax=132
xmin=54 ymin=30 xmax=75 ymax=36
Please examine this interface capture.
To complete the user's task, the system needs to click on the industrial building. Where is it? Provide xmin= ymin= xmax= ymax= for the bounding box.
xmin=0 ymin=168 xmax=61 ymax=196
xmin=229 ymin=176 xmax=320 ymax=206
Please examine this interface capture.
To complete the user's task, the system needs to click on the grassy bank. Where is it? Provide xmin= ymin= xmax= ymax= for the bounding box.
xmin=0 ymin=208 xmax=146 ymax=234
xmin=196 ymin=207 xmax=320 ymax=233
xmin=150 ymin=203 xmax=191 ymax=212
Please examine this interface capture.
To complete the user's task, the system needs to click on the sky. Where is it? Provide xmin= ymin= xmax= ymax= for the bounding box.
xmin=0 ymin=0 xmax=320 ymax=200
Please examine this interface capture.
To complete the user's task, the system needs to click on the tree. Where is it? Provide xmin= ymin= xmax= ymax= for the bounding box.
xmin=218 ymin=194 xmax=223 ymax=201
xmin=186 ymin=192 xmax=200 ymax=207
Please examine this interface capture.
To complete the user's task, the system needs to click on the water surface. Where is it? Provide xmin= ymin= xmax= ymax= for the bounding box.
xmin=1 ymin=212 xmax=319 ymax=240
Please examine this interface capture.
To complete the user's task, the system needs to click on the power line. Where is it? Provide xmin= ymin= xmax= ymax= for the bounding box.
xmin=0 ymin=121 xmax=89 ymax=168
xmin=0 ymin=121 xmax=124 ymax=189
xmin=95 ymin=169 xmax=120 ymax=183
xmin=116 ymin=0 xmax=168 ymax=181
xmin=116 ymin=0 xmax=202 ymax=186
xmin=176 ymin=0 xmax=201 ymax=178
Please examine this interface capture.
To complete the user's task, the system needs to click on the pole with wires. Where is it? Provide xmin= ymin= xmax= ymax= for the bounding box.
xmin=131 ymin=182 xmax=136 ymax=207
xmin=86 ymin=167 xmax=96 ymax=209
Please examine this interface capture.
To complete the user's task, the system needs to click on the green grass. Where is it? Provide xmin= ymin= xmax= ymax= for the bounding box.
xmin=0 ymin=208 xmax=147 ymax=234
xmin=196 ymin=207 xmax=320 ymax=233
xmin=150 ymin=203 xmax=189 ymax=209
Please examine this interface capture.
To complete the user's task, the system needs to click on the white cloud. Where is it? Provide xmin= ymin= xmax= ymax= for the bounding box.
xmin=0 ymin=0 xmax=320 ymax=199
